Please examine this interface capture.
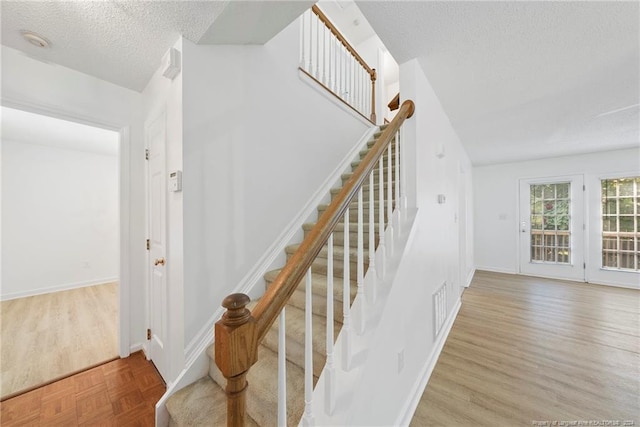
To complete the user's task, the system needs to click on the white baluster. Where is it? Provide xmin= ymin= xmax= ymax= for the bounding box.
xmin=325 ymin=234 xmax=335 ymax=415
xmin=387 ymin=143 xmax=394 ymax=255
xmin=327 ymin=31 xmax=336 ymax=92
xmin=300 ymin=11 xmax=306 ymax=69
xmin=322 ymin=24 xmax=327 ymax=85
xmin=342 ymin=208 xmax=352 ymax=371
xmin=356 ymin=187 xmax=365 ymax=334
xmin=399 ymin=129 xmax=407 ymax=218
xmin=315 ymin=14 xmax=320 ymax=78
xmin=306 ymin=12 xmax=312 ymax=71
xmin=302 ymin=268 xmax=314 ymax=426
xmin=368 ymin=171 xmax=377 ymax=303
xmin=278 ymin=309 xmax=287 ymax=427
xmin=378 ymin=155 xmax=386 ymax=279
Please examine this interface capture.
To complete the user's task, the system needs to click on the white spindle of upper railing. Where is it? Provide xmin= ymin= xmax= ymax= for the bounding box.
xmin=395 ymin=130 xmax=401 ymax=234
xmin=368 ymin=170 xmax=377 ymax=303
xmin=399 ymin=129 xmax=407 ymax=219
xmin=387 ymin=143 xmax=394 ymax=256
xmin=302 ymin=268 xmax=314 ymax=426
xmin=277 ymin=309 xmax=287 ymax=427
xmin=325 ymin=234 xmax=335 ymax=415
xmin=315 ymin=14 xmax=321 ymax=79
xmin=356 ymin=187 xmax=365 ymax=334
xmin=378 ymin=155 xmax=386 ymax=279
xmin=342 ymin=207 xmax=352 ymax=370
xmin=299 ymin=7 xmax=374 ymax=122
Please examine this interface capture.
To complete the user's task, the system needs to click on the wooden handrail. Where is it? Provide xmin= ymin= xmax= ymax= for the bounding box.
xmin=215 ymin=99 xmax=416 ymax=426
xmin=388 ymin=93 xmax=400 ymax=111
xmin=311 ymin=5 xmax=374 ymax=78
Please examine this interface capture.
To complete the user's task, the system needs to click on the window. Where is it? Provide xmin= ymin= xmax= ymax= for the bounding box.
xmin=601 ymin=176 xmax=640 ymax=271
xmin=530 ymin=183 xmax=571 ymax=264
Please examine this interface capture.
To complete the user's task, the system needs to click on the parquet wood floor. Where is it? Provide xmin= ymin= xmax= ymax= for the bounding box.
xmin=411 ymin=271 xmax=640 ymax=426
xmin=0 ymin=351 xmax=165 ymax=426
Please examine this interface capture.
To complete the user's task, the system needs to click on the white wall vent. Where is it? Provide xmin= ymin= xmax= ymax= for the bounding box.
xmin=433 ymin=281 xmax=447 ymax=339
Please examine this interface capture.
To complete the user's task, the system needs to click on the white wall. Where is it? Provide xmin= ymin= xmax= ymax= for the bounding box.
xmin=181 ymin=17 xmax=371 ymax=349
xmin=141 ymin=38 xmax=185 ymax=382
xmin=474 ymin=148 xmax=640 ymax=288
xmin=1 ymin=46 xmax=145 ymax=355
xmin=2 ymin=140 xmax=118 ymax=299
xmin=347 ymin=58 xmax=474 ymax=425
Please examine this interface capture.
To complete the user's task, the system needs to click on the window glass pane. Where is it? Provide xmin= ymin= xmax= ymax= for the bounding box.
xmin=619 ymin=198 xmax=634 ymax=214
xmin=556 ymin=184 xmax=569 ymax=199
xmin=544 ymin=216 xmax=555 ymax=230
xmin=619 ymin=179 xmax=634 ymax=196
xmin=543 ymin=185 xmax=555 ymax=200
xmin=532 ymin=185 xmax=543 ymax=199
xmin=557 ymin=217 xmax=569 ymax=231
xmin=603 ymin=180 xmax=617 ymax=197
xmin=620 ymin=217 xmax=634 ymax=232
xmin=602 ymin=199 xmax=616 ymax=215
xmin=620 ymin=237 xmax=634 ymax=251
xmin=603 ymin=236 xmax=617 ymax=250
xmin=603 ymin=217 xmax=617 ymax=232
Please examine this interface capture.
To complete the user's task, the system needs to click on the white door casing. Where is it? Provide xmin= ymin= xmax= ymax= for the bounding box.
xmin=147 ymin=111 xmax=169 ymax=381
xmin=519 ymin=175 xmax=585 ymax=281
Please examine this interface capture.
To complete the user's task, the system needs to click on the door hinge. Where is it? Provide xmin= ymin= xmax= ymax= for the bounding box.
xmin=145 ymin=149 xmax=149 ymax=160
xmin=146 ymin=239 xmax=150 ymax=250
xmin=583 ymin=184 xmax=586 ymax=191
xmin=147 ymin=328 xmax=151 ymax=340
xmin=583 ymin=262 xmax=586 ymax=269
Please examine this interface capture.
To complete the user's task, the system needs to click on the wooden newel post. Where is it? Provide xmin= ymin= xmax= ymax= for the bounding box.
xmin=215 ymin=293 xmax=258 ymax=427
xmin=370 ymin=68 xmax=377 ymax=124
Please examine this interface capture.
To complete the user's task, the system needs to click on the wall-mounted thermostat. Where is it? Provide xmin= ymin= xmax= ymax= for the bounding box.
xmin=169 ymin=170 xmax=182 ymax=192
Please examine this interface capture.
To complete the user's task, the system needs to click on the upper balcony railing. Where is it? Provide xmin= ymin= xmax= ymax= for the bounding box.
xmin=299 ymin=5 xmax=376 ymax=123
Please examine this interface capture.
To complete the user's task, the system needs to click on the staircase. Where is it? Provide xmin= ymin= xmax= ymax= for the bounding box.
xmin=166 ymin=125 xmax=397 ymax=426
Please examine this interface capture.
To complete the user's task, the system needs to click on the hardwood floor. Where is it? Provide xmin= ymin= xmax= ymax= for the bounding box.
xmin=0 ymin=351 xmax=165 ymax=426
xmin=1 ymin=283 xmax=118 ymax=399
xmin=411 ymin=271 xmax=640 ymax=426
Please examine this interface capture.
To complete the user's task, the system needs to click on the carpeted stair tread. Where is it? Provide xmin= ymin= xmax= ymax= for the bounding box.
xmin=261 ymin=304 xmax=341 ymax=378
xmin=209 ymin=344 xmax=307 ymax=427
xmin=166 ymin=377 xmax=259 ymax=427
xmin=286 ymin=242 xmax=363 ymax=263
xmin=264 ymin=269 xmax=356 ymax=301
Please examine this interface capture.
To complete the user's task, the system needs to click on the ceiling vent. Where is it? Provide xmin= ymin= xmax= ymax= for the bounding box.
xmin=21 ymin=31 xmax=51 ymax=48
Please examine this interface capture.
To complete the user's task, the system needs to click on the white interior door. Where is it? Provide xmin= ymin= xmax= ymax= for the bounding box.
xmin=519 ymin=175 xmax=585 ymax=281
xmin=147 ymin=112 xmax=169 ymax=380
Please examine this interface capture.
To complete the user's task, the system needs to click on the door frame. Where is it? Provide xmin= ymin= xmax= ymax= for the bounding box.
xmin=518 ymin=174 xmax=586 ymax=282
xmin=2 ymin=98 xmax=130 ymax=357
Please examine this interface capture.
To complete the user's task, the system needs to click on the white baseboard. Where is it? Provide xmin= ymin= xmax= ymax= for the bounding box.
xmin=475 ymin=266 xmax=517 ymax=275
xmin=464 ymin=267 xmax=476 ymax=287
xmin=395 ymin=297 xmax=462 ymax=426
xmin=0 ymin=277 xmax=119 ymax=301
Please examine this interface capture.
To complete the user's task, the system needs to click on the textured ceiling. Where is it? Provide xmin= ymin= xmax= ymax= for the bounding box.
xmin=2 ymin=107 xmax=119 ymax=156
xmin=0 ymin=1 xmax=226 ymax=92
xmin=0 ymin=1 xmax=311 ymax=92
xmin=357 ymin=1 xmax=640 ymax=165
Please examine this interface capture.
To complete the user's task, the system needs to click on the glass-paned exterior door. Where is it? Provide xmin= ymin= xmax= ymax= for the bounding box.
xmin=601 ymin=176 xmax=640 ymax=271
xmin=520 ymin=176 xmax=585 ymax=281
xmin=530 ymin=183 xmax=571 ymax=264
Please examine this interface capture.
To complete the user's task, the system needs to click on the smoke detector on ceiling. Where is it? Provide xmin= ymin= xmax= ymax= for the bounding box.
xmin=21 ymin=31 xmax=51 ymax=48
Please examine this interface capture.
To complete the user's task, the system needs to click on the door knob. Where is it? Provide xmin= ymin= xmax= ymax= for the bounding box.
xmin=154 ymin=258 xmax=165 ymax=266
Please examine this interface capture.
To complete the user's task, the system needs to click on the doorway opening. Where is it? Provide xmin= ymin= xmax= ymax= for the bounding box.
xmin=0 ymin=106 xmax=120 ymax=399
